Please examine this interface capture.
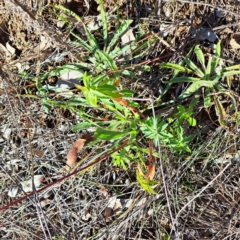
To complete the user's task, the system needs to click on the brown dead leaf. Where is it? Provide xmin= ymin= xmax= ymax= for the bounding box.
xmin=65 ymin=139 xmax=87 ymax=170
xmin=64 ymin=136 xmax=94 ymax=171
xmin=113 ymin=199 xmax=123 ymax=215
xmin=105 ymin=197 xmax=116 ymax=222
xmin=222 ymin=28 xmax=233 ymax=34
xmin=213 ymin=95 xmax=227 ymax=126
xmin=105 ymin=207 xmax=113 ymax=222
xmin=32 ymin=149 xmax=44 ymax=157
xmin=98 ymin=184 xmax=109 ymax=198
xmin=138 ymin=162 xmax=155 ymax=180
xmin=147 ymin=165 xmax=155 ymax=180
xmin=230 ymin=33 xmax=240 ymax=49
xmin=39 ymin=199 xmax=51 ymax=207
xmin=112 ymin=97 xmax=145 ymax=118
xmin=32 ymin=35 xmax=51 ymax=53
xmin=99 ymin=117 xmax=110 ymax=121
xmin=112 ymin=97 xmax=128 ymax=107
xmin=121 ymin=28 xmax=135 ymax=46
xmin=82 ymin=210 xmax=92 ymax=221
xmin=6 ymin=42 xmax=16 ymax=55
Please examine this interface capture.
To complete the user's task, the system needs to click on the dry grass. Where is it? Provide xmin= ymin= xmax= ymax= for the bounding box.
xmin=1 ymin=0 xmax=240 ymax=239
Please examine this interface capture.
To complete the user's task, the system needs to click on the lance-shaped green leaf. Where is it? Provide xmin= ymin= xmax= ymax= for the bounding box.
xmin=222 ymin=70 xmax=240 ymax=77
xmin=48 ymin=64 xmax=85 ymax=78
xmin=185 ymin=58 xmax=204 ymax=78
xmin=106 ymin=20 xmax=133 ymax=54
xmin=160 ymin=46 xmax=195 ymax=98
xmin=206 ymin=55 xmax=212 ymax=75
xmin=211 ymin=40 xmax=221 ymax=73
xmin=94 ymin=128 xmax=129 ymax=140
xmin=109 ymin=44 xmax=132 ymax=59
xmin=97 ymin=50 xmax=117 ymax=70
xmin=96 ymin=85 xmax=123 ymax=97
xmin=203 ymin=88 xmax=212 ymax=108
xmin=224 ymin=64 xmax=240 ymax=71
xmin=167 ymin=76 xmax=201 ymax=83
xmin=194 ymin=45 xmax=205 ymax=72
xmin=70 ymin=33 xmax=92 ymax=53
xmin=99 ymin=0 xmax=108 ymax=49
xmin=213 ymin=95 xmax=226 ymax=126
xmin=91 ymin=74 xmax=108 ymax=86
xmin=160 ymin=62 xmax=193 ymax=74
xmin=177 ymin=80 xmax=218 ymax=100
xmin=54 ymin=5 xmax=81 ymax=21
xmin=72 ymin=120 xmax=112 ymax=132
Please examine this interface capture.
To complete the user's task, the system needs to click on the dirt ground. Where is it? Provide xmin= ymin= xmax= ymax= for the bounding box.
xmin=1 ymin=0 xmax=240 ymax=239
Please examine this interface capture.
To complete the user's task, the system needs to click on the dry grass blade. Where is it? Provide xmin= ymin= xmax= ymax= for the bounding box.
xmin=2 ymin=0 xmax=240 ymax=239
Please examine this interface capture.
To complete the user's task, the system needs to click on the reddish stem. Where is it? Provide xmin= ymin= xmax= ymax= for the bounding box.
xmin=0 ymin=141 xmax=128 ymax=211
xmin=148 ymin=139 xmax=153 ymax=173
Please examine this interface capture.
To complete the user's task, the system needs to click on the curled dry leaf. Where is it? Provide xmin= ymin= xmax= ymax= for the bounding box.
xmin=230 ymin=33 xmax=240 ymax=49
xmin=147 ymin=165 xmax=155 ymax=180
xmin=6 ymin=42 xmax=16 ymax=55
xmin=213 ymin=95 xmax=227 ymax=126
xmin=0 ymin=42 xmax=15 ymax=57
xmin=65 ymin=136 xmax=94 ymax=170
xmin=121 ymin=28 xmax=135 ymax=46
xmin=138 ymin=162 xmax=155 ymax=180
xmin=98 ymin=184 xmax=109 ymax=198
xmin=112 ymin=97 xmax=145 ymax=118
xmin=113 ymin=199 xmax=124 ymax=215
xmin=9 ymin=175 xmax=45 ymax=197
xmin=32 ymin=35 xmax=51 ymax=52
xmin=39 ymin=199 xmax=51 ymax=207
xmin=8 ymin=186 xmax=18 ymax=198
xmin=66 ymin=139 xmax=86 ymax=170
xmin=21 ymin=175 xmax=45 ymax=192
xmin=82 ymin=210 xmax=92 ymax=221
xmin=105 ymin=196 xmax=116 ymax=222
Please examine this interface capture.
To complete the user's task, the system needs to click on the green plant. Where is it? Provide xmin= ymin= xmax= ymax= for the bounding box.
xmin=19 ymin=1 xmax=198 ymax=194
xmin=173 ymin=97 xmax=198 ymax=127
xmin=35 ymin=1 xmax=152 ymax=110
xmin=53 ymin=3 xmax=133 ymax=77
xmin=139 ymin=115 xmax=193 ymax=153
xmin=136 ymin=169 xmax=158 ymax=194
xmin=160 ymin=41 xmax=240 ymax=125
xmin=44 ymin=78 xmax=194 ymax=193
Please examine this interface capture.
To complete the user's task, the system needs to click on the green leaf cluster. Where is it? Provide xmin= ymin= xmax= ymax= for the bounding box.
xmin=140 ymin=115 xmax=193 ymax=153
xmin=53 ymin=3 xmax=133 ymax=78
xmin=136 ymin=170 xmax=158 ymax=194
xmin=160 ymin=41 xmax=240 ymax=107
